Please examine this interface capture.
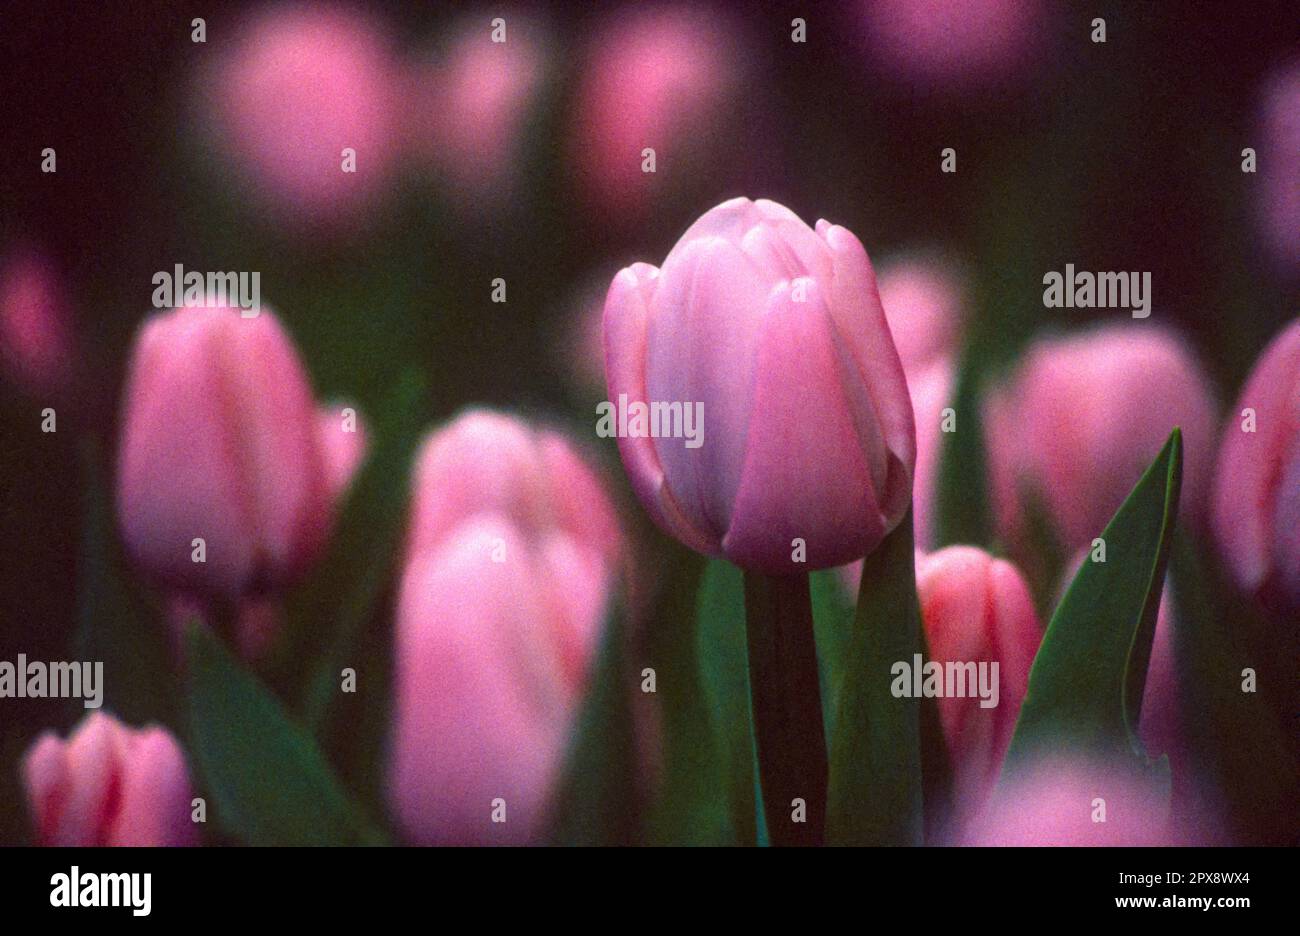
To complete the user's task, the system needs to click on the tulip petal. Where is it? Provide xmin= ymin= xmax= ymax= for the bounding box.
xmin=109 ymin=727 xmax=197 ymax=846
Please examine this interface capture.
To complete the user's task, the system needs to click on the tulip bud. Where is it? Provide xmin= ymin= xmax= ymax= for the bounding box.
xmin=1257 ymin=59 xmax=1300 ymax=273
xmin=116 ymin=305 xmax=332 ymax=601
xmin=985 ymin=324 xmax=1218 ymax=553
xmin=22 ymin=712 xmax=196 ymax=846
xmin=316 ymin=402 xmax=369 ymax=503
xmin=914 ymin=547 xmax=1041 ymax=830
xmin=1212 ymin=319 xmax=1300 ymax=616
xmin=604 ymin=197 xmax=916 ymax=574
xmin=388 ymin=411 xmax=622 ymax=844
xmin=0 ymin=247 xmax=73 ymax=397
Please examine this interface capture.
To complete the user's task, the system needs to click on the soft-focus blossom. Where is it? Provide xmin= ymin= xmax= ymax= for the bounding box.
xmin=984 ymin=324 xmax=1218 ymax=553
xmin=961 ymin=757 xmax=1170 ymax=845
xmin=1257 ymin=59 xmax=1300 ymax=272
xmin=1212 ymin=318 xmax=1300 ymax=616
xmin=605 ymin=197 xmax=915 ymax=574
xmin=569 ymin=6 xmax=746 ymax=224
xmin=388 ymin=410 xmax=622 ymax=845
xmin=116 ymin=305 xmax=332 ymax=601
xmin=0 ymin=247 xmax=73 ymax=396
xmin=22 ymin=712 xmax=196 ymax=847
xmin=316 ymin=402 xmax=369 ymax=503
xmin=858 ymin=0 xmax=1044 ymax=92
xmin=404 ymin=14 xmax=548 ymax=197
xmin=915 ymin=547 xmax=1041 ymax=830
xmin=202 ymin=4 xmax=398 ymax=229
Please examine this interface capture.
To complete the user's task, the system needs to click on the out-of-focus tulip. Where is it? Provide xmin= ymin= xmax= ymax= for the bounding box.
xmin=604 ymin=197 xmax=915 ymax=573
xmin=915 ymin=547 xmax=1041 ymax=830
xmin=116 ymin=305 xmax=332 ymax=601
xmin=22 ymin=712 xmax=196 ymax=847
xmin=858 ymin=0 xmax=1044 ymax=93
xmin=1212 ymin=319 xmax=1300 ymax=616
xmin=984 ymin=324 xmax=1217 ymax=552
xmin=569 ymin=6 xmax=746 ymax=224
xmin=388 ymin=410 xmax=622 ymax=845
xmin=961 ymin=757 xmax=1170 ymax=845
xmin=405 ymin=14 xmax=547 ymax=197
xmin=0 ymin=247 xmax=73 ymax=396
xmin=202 ymin=4 xmax=398 ymax=229
xmin=316 ymin=402 xmax=369 ymax=503
xmin=1257 ymin=59 xmax=1300 ymax=272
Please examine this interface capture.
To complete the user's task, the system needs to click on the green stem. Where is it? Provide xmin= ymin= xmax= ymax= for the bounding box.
xmin=743 ymin=570 xmax=827 ymax=846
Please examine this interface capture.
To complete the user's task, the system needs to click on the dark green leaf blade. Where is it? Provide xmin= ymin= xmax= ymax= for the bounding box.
xmin=185 ymin=621 xmax=385 ymax=846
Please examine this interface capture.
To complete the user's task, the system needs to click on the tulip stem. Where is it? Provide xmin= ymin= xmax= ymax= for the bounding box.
xmin=742 ymin=570 xmax=827 ymax=846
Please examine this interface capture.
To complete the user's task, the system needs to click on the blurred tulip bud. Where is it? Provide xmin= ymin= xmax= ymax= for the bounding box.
xmin=0 ymin=247 xmax=73 ymax=397
xmin=569 ymin=6 xmax=747 ymax=224
xmin=961 ymin=757 xmax=1170 ymax=845
xmin=201 ymin=3 xmax=398 ymax=230
xmin=604 ymin=197 xmax=915 ymax=573
xmin=316 ymin=402 xmax=369 ymax=503
xmin=404 ymin=13 xmax=548 ymax=199
xmin=1257 ymin=59 xmax=1300 ymax=272
xmin=388 ymin=410 xmax=622 ymax=844
xmin=117 ymin=305 xmax=332 ymax=601
xmin=985 ymin=324 xmax=1217 ymax=553
xmin=915 ymin=547 xmax=1040 ymax=830
xmin=1212 ymin=319 xmax=1300 ymax=616
xmin=23 ymin=712 xmax=196 ymax=846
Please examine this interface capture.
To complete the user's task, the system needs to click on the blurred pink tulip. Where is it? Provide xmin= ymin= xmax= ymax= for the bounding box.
xmin=116 ymin=305 xmax=332 ymax=601
xmin=203 ymin=3 xmax=398 ymax=229
xmin=1257 ymin=59 xmax=1300 ymax=272
xmin=605 ymin=197 xmax=915 ymax=573
xmin=0 ymin=247 xmax=73 ymax=396
xmin=316 ymin=402 xmax=369 ymax=503
xmin=961 ymin=757 xmax=1169 ymax=845
xmin=1212 ymin=318 xmax=1300 ymax=616
xmin=23 ymin=712 xmax=196 ymax=847
xmin=915 ymin=547 xmax=1041 ymax=830
xmin=405 ymin=14 xmax=547 ymax=196
xmin=859 ymin=0 xmax=1044 ymax=92
xmin=570 ymin=6 xmax=745 ymax=223
xmin=985 ymin=324 xmax=1218 ymax=552
xmin=388 ymin=410 xmax=622 ymax=844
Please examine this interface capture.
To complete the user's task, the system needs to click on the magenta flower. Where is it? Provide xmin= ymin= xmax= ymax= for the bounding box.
xmin=0 ymin=247 xmax=73 ymax=397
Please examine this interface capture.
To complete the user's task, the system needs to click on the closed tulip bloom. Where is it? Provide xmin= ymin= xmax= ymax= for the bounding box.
xmin=23 ymin=713 xmax=196 ymax=846
xmin=604 ymin=197 xmax=915 ymax=573
xmin=915 ymin=547 xmax=1041 ymax=829
xmin=985 ymin=324 xmax=1217 ymax=552
xmin=0 ymin=247 xmax=73 ymax=397
xmin=117 ymin=305 xmax=331 ymax=601
xmin=1212 ymin=319 xmax=1300 ymax=615
xmin=389 ymin=411 xmax=622 ymax=845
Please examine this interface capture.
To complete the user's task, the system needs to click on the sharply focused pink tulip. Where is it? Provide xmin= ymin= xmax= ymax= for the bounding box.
xmin=985 ymin=324 xmax=1218 ymax=552
xmin=201 ymin=3 xmax=398 ymax=229
xmin=915 ymin=547 xmax=1041 ymax=830
xmin=1257 ymin=59 xmax=1300 ymax=272
xmin=0 ymin=247 xmax=73 ymax=396
xmin=961 ymin=757 xmax=1170 ymax=845
xmin=388 ymin=410 xmax=622 ymax=845
xmin=570 ymin=6 xmax=745 ymax=223
xmin=1212 ymin=319 xmax=1300 ymax=615
xmin=117 ymin=305 xmax=332 ymax=601
xmin=405 ymin=14 xmax=548 ymax=196
xmin=604 ymin=197 xmax=916 ymax=573
xmin=23 ymin=712 xmax=196 ymax=846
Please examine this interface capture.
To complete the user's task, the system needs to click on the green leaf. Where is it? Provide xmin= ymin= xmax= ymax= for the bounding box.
xmin=695 ymin=559 xmax=758 ymax=846
xmin=932 ymin=358 xmax=993 ymax=550
xmin=1000 ymin=429 xmax=1183 ymax=782
xmin=184 ymin=621 xmax=385 ymax=846
xmin=809 ymin=569 xmax=854 ymax=739
xmin=546 ymin=601 xmax=644 ymax=845
xmin=826 ymin=510 xmax=924 ymax=845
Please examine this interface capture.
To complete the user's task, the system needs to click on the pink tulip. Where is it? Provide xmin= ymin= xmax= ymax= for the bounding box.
xmin=961 ymin=757 xmax=1170 ymax=845
xmin=879 ymin=259 xmax=964 ymax=374
xmin=604 ymin=197 xmax=916 ymax=573
xmin=22 ymin=712 xmax=196 ymax=846
xmin=405 ymin=14 xmax=547 ymax=196
xmin=569 ymin=6 xmax=745 ymax=223
xmin=388 ymin=410 xmax=622 ymax=844
xmin=0 ymin=247 xmax=73 ymax=396
xmin=316 ymin=403 xmax=369 ymax=503
xmin=1257 ymin=59 xmax=1300 ymax=272
xmin=1212 ymin=318 xmax=1300 ymax=615
xmin=915 ymin=547 xmax=1041 ymax=830
xmin=201 ymin=3 xmax=398 ymax=229
xmin=985 ymin=324 xmax=1218 ymax=552
xmin=116 ymin=304 xmax=332 ymax=601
